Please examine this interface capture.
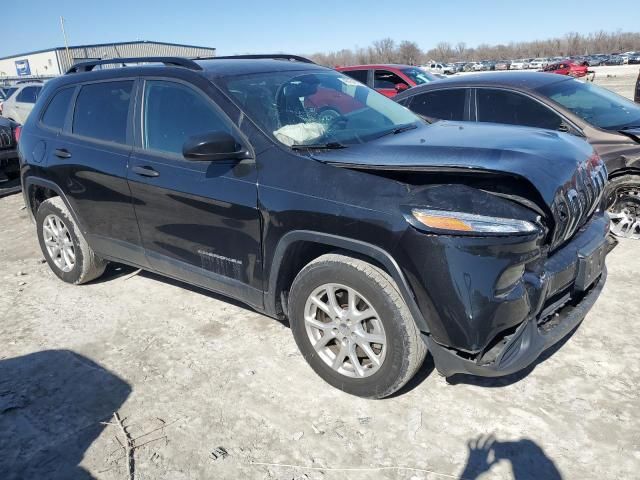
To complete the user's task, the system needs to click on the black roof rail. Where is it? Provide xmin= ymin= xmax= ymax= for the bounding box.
xmin=66 ymin=56 xmax=203 ymax=74
xmin=212 ymin=54 xmax=315 ymax=64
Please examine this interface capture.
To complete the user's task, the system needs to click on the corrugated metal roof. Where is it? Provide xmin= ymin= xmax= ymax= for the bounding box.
xmin=0 ymin=40 xmax=216 ymax=62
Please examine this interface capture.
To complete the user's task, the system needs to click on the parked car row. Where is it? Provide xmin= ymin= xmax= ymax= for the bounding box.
xmin=17 ymin=54 xmax=613 ymax=398
xmin=422 ymin=53 xmax=640 ymax=73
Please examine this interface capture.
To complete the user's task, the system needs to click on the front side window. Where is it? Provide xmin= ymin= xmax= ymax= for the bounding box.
xmin=374 ymin=70 xmax=408 ymax=89
xmin=477 ymin=89 xmax=563 ymax=130
xmin=41 ymin=87 xmax=74 ymax=130
xmin=73 ymin=81 xmax=133 ymax=143
xmin=142 ymin=80 xmax=231 ymax=155
xmin=409 ymin=89 xmax=467 ymax=121
xmin=16 ymin=86 xmax=41 ymax=104
xmin=401 ymin=68 xmax=436 ymax=85
xmin=220 ymin=70 xmax=419 ymax=147
xmin=536 ymin=79 xmax=640 ymax=130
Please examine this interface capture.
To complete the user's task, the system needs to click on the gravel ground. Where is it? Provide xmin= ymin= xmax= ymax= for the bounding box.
xmin=1 ymin=69 xmax=640 ymax=480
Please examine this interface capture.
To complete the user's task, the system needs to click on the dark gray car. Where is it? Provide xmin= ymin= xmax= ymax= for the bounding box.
xmin=395 ymin=72 xmax=640 ymax=239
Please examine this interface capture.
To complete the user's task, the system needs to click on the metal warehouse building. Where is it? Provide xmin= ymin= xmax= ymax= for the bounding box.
xmin=0 ymin=40 xmax=216 ymax=80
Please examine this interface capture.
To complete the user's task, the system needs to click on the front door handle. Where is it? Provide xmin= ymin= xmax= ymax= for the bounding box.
xmin=132 ymin=165 xmax=160 ymax=177
xmin=54 ymin=148 xmax=72 ymax=159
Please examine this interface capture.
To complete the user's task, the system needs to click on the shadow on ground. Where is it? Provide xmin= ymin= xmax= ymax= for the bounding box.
xmin=459 ymin=434 xmax=562 ymax=479
xmin=0 ymin=350 xmax=131 ymax=479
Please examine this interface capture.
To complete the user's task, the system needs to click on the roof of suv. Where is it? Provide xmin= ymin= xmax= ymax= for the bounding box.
xmin=197 ymin=58 xmax=327 ymax=77
xmin=394 ymin=71 xmax=570 ymax=100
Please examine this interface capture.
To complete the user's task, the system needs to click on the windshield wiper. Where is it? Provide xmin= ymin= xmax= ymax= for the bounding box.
xmin=291 ymin=142 xmax=346 ymax=150
xmin=375 ymin=123 xmax=418 ymax=139
xmin=619 ymin=125 xmax=640 ymax=131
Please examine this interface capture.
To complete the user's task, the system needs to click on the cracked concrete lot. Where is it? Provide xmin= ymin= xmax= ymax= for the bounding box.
xmin=1 ymin=185 xmax=639 ymax=480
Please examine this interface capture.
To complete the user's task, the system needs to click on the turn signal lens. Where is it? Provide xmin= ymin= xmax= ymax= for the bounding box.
xmin=14 ymin=125 xmax=22 ymax=142
xmin=411 ymin=209 xmax=538 ymax=234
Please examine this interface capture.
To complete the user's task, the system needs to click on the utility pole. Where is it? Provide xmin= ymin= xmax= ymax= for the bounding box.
xmin=60 ymin=16 xmax=71 ymax=71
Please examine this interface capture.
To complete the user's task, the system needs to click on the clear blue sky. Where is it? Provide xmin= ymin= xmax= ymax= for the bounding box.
xmin=2 ymin=0 xmax=638 ymax=57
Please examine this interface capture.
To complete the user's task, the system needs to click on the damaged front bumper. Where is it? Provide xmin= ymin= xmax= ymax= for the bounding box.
xmin=425 ymin=267 xmax=607 ymax=377
xmin=398 ymin=211 xmax=612 ymax=378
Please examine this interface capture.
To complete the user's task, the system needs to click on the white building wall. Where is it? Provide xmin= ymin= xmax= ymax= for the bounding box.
xmin=0 ymin=50 xmax=61 ymax=79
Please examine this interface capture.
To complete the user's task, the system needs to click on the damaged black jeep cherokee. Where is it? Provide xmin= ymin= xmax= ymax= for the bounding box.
xmin=19 ymin=55 xmax=611 ymax=398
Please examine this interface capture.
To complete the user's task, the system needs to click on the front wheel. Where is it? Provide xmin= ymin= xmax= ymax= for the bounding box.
xmin=607 ymin=176 xmax=640 ymax=240
xmin=288 ymin=253 xmax=427 ymax=398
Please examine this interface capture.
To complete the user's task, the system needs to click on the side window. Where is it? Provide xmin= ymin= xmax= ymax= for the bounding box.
xmin=342 ymin=69 xmax=368 ymax=84
xmin=16 ymin=86 xmax=41 ymax=104
xmin=41 ymin=87 xmax=74 ymax=130
xmin=477 ymin=89 xmax=563 ymax=130
xmin=374 ymin=70 xmax=408 ymax=89
xmin=73 ymin=81 xmax=133 ymax=143
xmin=143 ymin=80 xmax=231 ymax=155
xmin=410 ymin=89 xmax=467 ymax=120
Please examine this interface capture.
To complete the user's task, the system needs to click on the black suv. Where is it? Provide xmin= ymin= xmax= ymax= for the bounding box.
xmin=19 ymin=56 xmax=610 ymax=398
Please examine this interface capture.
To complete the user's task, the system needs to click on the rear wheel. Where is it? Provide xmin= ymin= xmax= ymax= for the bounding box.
xmin=288 ymin=253 xmax=426 ymax=398
xmin=36 ymin=197 xmax=107 ymax=284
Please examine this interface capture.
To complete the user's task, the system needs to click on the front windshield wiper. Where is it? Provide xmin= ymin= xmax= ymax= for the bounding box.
xmin=619 ymin=125 xmax=640 ymax=131
xmin=375 ymin=123 xmax=418 ymax=139
xmin=291 ymin=142 xmax=346 ymax=150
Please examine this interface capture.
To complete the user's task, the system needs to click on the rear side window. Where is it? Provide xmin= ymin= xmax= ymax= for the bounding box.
xmin=409 ymin=89 xmax=467 ymax=120
xmin=477 ymin=89 xmax=563 ymax=130
xmin=16 ymin=86 xmax=41 ymax=104
xmin=41 ymin=88 xmax=74 ymax=130
xmin=142 ymin=80 xmax=231 ymax=155
xmin=342 ymin=69 xmax=368 ymax=84
xmin=73 ymin=81 xmax=133 ymax=143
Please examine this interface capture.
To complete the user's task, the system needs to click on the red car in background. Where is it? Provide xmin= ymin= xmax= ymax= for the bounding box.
xmin=542 ymin=60 xmax=589 ymax=78
xmin=336 ymin=64 xmax=439 ymax=97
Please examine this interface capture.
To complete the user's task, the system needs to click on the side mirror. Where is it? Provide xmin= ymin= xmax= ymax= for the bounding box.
xmin=182 ymin=131 xmax=249 ymax=161
xmin=395 ymin=83 xmax=409 ymax=92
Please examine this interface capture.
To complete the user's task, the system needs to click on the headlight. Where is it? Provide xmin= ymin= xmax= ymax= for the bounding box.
xmin=409 ymin=208 xmax=539 ymax=234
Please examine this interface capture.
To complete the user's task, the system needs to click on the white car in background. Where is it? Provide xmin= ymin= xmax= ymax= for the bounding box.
xmin=0 ymin=82 xmax=43 ymax=124
xmin=510 ymin=59 xmax=529 ymax=70
xmin=528 ymin=58 xmax=549 ymax=70
xmin=422 ymin=62 xmax=449 ymax=74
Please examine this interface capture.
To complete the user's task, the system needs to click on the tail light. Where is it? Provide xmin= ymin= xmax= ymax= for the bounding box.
xmin=14 ymin=125 xmax=22 ymax=143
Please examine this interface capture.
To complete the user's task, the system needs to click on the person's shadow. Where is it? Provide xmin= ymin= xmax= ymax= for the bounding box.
xmin=459 ymin=434 xmax=562 ymax=480
xmin=0 ymin=350 xmax=131 ymax=479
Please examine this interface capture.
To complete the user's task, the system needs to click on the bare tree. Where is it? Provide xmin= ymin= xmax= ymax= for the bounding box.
xmin=309 ymin=30 xmax=640 ymax=67
xmin=397 ymin=40 xmax=423 ymax=65
xmin=372 ymin=38 xmax=396 ymax=63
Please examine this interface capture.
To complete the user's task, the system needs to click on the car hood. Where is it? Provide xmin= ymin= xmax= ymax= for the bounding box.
xmin=312 ymin=121 xmax=607 ymax=246
xmin=312 ymin=121 xmax=598 ymax=206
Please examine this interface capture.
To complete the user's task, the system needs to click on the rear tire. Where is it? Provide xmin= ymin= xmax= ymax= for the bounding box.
xmin=36 ymin=197 xmax=107 ymax=284
xmin=288 ymin=253 xmax=426 ymax=398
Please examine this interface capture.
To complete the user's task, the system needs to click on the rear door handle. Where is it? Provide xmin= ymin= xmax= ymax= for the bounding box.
xmin=54 ymin=148 xmax=72 ymax=159
xmin=132 ymin=165 xmax=160 ymax=177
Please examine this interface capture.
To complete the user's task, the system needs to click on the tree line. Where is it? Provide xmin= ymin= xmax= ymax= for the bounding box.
xmin=308 ymin=31 xmax=640 ymax=66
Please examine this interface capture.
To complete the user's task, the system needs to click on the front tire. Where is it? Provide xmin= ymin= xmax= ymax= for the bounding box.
xmin=288 ymin=253 xmax=427 ymax=398
xmin=36 ymin=197 xmax=107 ymax=284
xmin=606 ymin=175 xmax=640 ymax=240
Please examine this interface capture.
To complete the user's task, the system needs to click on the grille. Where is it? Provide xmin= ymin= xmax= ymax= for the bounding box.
xmin=0 ymin=127 xmax=14 ymax=149
xmin=551 ymin=154 xmax=607 ymax=247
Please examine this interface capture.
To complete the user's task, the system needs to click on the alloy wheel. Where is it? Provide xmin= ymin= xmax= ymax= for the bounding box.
xmin=303 ymin=283 xmax=387 ymax=378
xmin=609 ymin=188 xmax=640 ymax=239
xmin=42 ymin=214 xmax=76 ymax=272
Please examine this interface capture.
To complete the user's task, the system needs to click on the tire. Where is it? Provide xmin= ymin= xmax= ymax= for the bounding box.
xmin=605 ymin=175 xmax=640 ymax=240
xmin=36 ymin=197 xmax=107 ymax=284
xmin=288 ymin=253 xmax=427 ymax=398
